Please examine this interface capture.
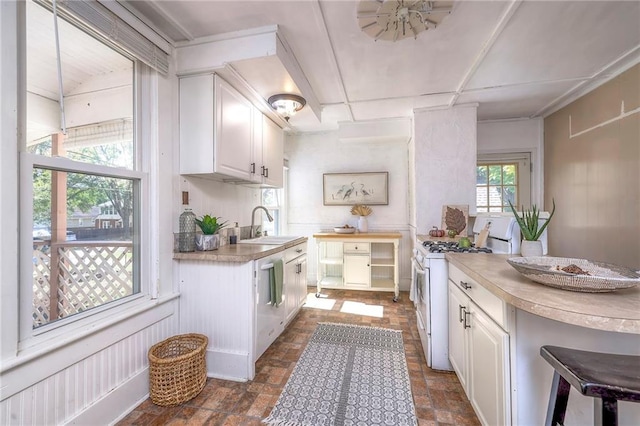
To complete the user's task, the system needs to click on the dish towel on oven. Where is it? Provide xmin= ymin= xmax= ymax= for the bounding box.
xmin=269 ymin=259 xmax=284 ymax=307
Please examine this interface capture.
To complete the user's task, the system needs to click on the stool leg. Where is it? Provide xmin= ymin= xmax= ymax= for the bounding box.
xmin=601 ymin=398 xmax=617 ymax=426
xmin=545 ymin=371 xmax=571 ymax=426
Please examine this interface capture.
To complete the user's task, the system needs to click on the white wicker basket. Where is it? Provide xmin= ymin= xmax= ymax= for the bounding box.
xmin=507 ymin=257 xmax=640 ymax=293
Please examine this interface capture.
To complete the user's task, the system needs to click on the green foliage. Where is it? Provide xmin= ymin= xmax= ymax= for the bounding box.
xmin=508 ymin=199 xmax=556 ymax=241
xmin=31 ymin=140 xmax=135 ymax=230
xmin=195 ymin=215 xmax=227 ymax=235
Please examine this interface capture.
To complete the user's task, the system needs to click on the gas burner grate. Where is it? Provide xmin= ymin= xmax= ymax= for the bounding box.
xmin=422 ymin=240 xmax=492 ymax=254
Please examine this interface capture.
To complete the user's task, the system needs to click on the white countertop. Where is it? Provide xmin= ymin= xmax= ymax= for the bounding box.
xmin=445 ymin=253 xmax=640 ymax=334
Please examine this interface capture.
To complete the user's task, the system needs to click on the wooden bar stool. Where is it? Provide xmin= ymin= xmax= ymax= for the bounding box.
xmin=540 ymin=345 xmax=640 ymax=426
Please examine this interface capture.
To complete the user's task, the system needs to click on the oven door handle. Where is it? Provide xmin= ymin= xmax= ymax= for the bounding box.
xmin=412 ymin=258 xmax=426 ymax=275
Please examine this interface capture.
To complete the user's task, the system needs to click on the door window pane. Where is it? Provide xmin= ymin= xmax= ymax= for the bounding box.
xmin=476 ymin=163 xmax=519 ymax=212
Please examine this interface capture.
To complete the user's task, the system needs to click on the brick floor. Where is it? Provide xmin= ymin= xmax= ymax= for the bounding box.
xmin=117 ymin=289 xmax=480 ymax=425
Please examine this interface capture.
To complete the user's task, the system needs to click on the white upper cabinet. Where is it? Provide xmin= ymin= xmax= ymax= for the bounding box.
xmin=179 ymin=73 xmax=284 ymax=188
xmin=215 ymin=76 xmax=253 ymax=180
xmin=260 ymin=114 xmax=284 ymax=187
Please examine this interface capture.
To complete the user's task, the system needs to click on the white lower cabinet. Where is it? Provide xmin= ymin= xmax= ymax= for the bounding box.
xmin=284 ymin=246 xmax=307 ymax=324
xmin=448 ymin=265 xmax=512 ymax=426
xmin=314 ymin=233 xmax=401 ymax=299
xmin=178 ymin=240 xmax=308 ymax=381
xmin=344 ymin=254 xmax=370 ymax=287
xmin=448 ymin=282 xmax=469 ymax=390
xmin=468 ymin=301 xmax=510 ymax=426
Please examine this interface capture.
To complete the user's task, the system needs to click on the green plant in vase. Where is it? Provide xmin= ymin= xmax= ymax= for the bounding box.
xmin=194 ymin=215 xmax=227 ymax=251
xmin=195 ymin=215 xmax=227 ymax=235
xmin=508 ymin=199 xmax=556 ymax=256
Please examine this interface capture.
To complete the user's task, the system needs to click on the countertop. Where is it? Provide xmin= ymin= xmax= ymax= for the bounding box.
xmin=445 ymin=253 xmax=640 ymax=334
xmin=313 ymin=232 xmax=402 ymax=239
xmin=173 ymin=237 xmax=308 ymax=262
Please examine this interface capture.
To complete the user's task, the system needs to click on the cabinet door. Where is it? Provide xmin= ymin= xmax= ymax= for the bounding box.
xmin=297 ymin=255 xmax=308 ymax=306
xmin=468 ymin=303 xmax=511 ymax=426
xmin=448 ymin=280 xmax=469 ymax=392
xmin=261 ymin=115 xmax=284 ymax=187
xmin=214 ymin=76 xmax=253 ymax=180
xmin=284 ymin=259 xmax=298 ymax=323
xmin=250 ymin=106 xmax=263 ymax=183
xmin=179 ymin=74 xmax=215 ymax=174
xmin=344 ymin=255 xmax=370 ymax=287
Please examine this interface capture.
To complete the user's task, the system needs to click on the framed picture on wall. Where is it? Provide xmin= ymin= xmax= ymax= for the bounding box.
xmin=323 ymin=172 xmax=389 ymax=205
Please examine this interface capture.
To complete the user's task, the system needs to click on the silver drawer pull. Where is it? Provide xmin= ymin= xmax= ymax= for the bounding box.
xmin=460 ymin=281 xmax=472 ymax=290
xmin=296 ymin=248 xmax=303 ymax=253
xmin=458 ymin=305 xmax=465 ymax=323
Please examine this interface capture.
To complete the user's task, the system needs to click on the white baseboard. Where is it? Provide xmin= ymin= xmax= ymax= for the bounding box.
xmin=65 ymin=368 xmax=149 ymax=426
xmin=206 ymin=349 xmax=253 ymax=381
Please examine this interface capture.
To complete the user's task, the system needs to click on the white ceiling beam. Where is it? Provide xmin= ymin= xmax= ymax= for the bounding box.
xmin=176 ymin=28 xmax=278 ymax=75
xmin=313 ymin=0 xmax=354 ymax=122
xmin=275 ymin=32 xmax=322 ymax=121
xmin=449 ymin=0 xmax=523 ymax=108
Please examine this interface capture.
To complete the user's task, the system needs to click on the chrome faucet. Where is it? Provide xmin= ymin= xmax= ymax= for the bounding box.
xmin=250 ymin=206 xmax=274 ymax=239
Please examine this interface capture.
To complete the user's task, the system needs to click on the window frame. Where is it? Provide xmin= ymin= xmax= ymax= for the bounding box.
xmin=18 ymin=9 xmax=153 ymax=350
xmin=477 ymin=152 xmax=532 ymax=212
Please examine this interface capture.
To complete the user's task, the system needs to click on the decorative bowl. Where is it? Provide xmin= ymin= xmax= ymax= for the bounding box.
xmin=506 ymin=256 xmax=640 ymax=293
xmin=334 ymin=227 xmax=356 ymax=234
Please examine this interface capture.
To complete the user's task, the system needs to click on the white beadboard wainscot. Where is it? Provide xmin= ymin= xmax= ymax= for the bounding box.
xmin=0 ymin=301 xmax=178 ymax=425
xmin=178 ymin=260 xmax=256 ymax=381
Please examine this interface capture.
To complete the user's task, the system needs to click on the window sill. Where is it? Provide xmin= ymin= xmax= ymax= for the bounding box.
xmin=1 ymin=293 xmax=179 ymax=375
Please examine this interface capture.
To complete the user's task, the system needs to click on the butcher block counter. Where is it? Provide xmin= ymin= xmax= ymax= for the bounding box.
xmin=445 ymin=253 xmax=640 ymax=425
xmin=445 ymin=253 xmax=640 ymax=334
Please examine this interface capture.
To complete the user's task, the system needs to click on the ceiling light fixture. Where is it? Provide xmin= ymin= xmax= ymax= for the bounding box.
xmin=268 ymin=94 xmax=306 ymax=121
xmin=357 ymin=0 xmax=453 ymax=42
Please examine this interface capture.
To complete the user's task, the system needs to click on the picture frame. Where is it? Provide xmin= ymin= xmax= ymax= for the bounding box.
xmin=323 ymin=172 xmax=389 ymax=206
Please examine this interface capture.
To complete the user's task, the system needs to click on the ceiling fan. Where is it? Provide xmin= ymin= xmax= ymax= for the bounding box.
xmin=357 ymin=0 xmax=453 ymax=42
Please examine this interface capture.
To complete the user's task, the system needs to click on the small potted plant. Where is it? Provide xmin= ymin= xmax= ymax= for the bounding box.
xmin=194 ymin=214 xmax=227 ymax=251
xmin=508 ymin=199 xmax=555 ymax=257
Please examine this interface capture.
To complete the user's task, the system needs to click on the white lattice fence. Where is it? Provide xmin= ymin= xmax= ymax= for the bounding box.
xmin=32 ymin=241 xmax=133 ymax=327
xmin=33 ymin=243 xmax=52 ymax=325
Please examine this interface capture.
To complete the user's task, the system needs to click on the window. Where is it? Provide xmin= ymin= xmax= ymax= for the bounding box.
xmin=476 ymin=153 xmax=531 ymax=212
xmin=24 ymin=1 xmax=143 ymax=331
xmin=261 ymin=168 xmax=288 ymax=236
xmin=261 ymin=188 xmax=282 ymax=236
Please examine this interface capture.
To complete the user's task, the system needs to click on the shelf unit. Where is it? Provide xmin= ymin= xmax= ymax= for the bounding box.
xmin=313 ymin=232 xmax=402 ymax=301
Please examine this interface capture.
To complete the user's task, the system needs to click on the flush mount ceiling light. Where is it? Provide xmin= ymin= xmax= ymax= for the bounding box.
xmin=357 ymin=0 xmax=453 ymax=42
xmin=268 ymin=94 xmax=306 ymax=121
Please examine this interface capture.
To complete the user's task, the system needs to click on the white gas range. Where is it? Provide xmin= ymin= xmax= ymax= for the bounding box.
xmin=411 ymin=213 xmax=536 ymax=371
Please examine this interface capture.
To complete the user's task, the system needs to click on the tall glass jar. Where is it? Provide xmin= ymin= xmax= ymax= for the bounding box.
xmin=179 ymin=208 xmax=196 ymax=252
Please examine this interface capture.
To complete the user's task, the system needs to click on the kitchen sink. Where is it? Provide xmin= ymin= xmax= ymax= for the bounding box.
xmin=238 ymin=236 xmax=301 ymax=245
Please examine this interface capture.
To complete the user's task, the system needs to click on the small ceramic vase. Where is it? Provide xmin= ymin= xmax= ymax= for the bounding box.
xmin=520 ymin=240 xmax=543 ymax=257
xmin=358 ymin=216 xmax=368 ymax=233
xmin=195 ymin=234 xmax=220 ymax=251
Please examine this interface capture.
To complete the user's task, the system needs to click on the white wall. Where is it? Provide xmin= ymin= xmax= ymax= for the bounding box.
xmin=477 ymin=118 xmax=544 ymax=206
xmin=176 ymin=176 xmax=261 ymax=232
xmin=413 ymin=105 xmax=478 ymax=236
xmin=285 ymin=131 xmax=412 ymax=291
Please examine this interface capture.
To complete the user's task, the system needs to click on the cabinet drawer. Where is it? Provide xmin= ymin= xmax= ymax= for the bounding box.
xmin=449 ymin=264 xmax=509 ymax=331
xmin=285 ymin=243 xmax=306 ymax=263
xmin=343 ymin=242 xmax=370 ymax=253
